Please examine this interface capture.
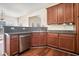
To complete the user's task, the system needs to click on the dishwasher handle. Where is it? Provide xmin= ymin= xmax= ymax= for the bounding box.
xmin=20 ymin=35 xmax=31 ymax=37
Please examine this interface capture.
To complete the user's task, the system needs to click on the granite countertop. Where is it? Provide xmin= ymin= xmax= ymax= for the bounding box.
xmin=47 ymin=30 xmax=76 ymax=34
xmin=4 ymin=32 xmax=32 ymax=35
xmin=5 ymin=30 xmax=76 ymax=35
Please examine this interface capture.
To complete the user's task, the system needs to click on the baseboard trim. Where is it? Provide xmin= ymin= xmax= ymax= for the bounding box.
xmin=47 ymin=46 xmax=79 ymax=56
xmin=31 ymin=45 xmax=78 ymax=55
xmin=31 ymin=46 xmax=47 ymax=48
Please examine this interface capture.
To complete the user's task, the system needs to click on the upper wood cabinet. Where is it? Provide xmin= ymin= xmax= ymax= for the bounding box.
xmin=74 ymin=4 xmax=79 ymax=33
xmin=57 ymin=3 xmax=65 ymax=24
xmin=73 ymin=3 xmax=78 ymax=24
xmin=47 ymin=5 xmax=57 ymax=24
xmin=47 ymin=3 xmax=74 ymax=24
xmin=64 ymin=3 xmax=73 ymax=23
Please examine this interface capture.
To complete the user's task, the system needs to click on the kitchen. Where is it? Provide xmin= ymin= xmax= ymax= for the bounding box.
xmin=0 ymin=3 xmax=79 ymax=56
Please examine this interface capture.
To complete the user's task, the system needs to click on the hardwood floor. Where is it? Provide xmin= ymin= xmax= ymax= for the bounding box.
xmin=20 ymin=47 xmax=77 ymax=56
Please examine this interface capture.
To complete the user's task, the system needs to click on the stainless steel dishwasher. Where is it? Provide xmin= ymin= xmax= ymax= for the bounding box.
xmin=19 ymin=34 xmax=31 ymax=53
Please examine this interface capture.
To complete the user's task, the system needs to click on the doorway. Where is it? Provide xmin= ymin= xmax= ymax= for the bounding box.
xmin=29 ymin=16 xmax=41 ymax=27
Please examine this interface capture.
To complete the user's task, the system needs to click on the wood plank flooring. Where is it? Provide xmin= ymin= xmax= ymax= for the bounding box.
xmin=20 ymin=47 xmax=77 ymax=56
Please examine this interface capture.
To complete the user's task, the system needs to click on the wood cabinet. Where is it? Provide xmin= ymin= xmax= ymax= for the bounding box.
xmin=31 ymin=32 xmax=39 ymax=46
xmin=31 ymin=32 xmax=47 ymax=47
xmin=31 ymin=36 xmax=39 ymax=46
xmin=73 ymin=3 xmax=78 ymax=25
xmin=47 ymin=33 xmax=76 ymax=53
xmin=5 ymin=34 xmax=19 ymax=56
xmin=10 ymin=35 xmax=19 ymax=55
xmin=59 ymin=34 xmax=75 ymax=52
xmin=75 ymin=4 xmax=79 ymax=33
xmin=76 ymin=3 xmax=79 ymax=54
xmin=57 ymin=3 xmax=65 ymax=24
xmin=39 ymin=32 xmax=47 ymax=46
xmin=47 ymin=5 xmax=58 ymax=24
xmin=76 ymin=34 xmax=79 ymax=54
xmin=47 ymin=3 xmax=74 ymax=24
xmin=73 ymin=3 xmax=79 ymax=54
xmin=64 ymin=3 xmax=73 ymax=23
xmin=47 ymin=33 xmax=59 ymax=48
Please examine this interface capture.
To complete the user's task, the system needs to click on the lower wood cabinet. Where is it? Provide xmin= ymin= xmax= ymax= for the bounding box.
xmin=76 ymin=34 xmax=79 ymax=54
xmin=10 ymin=35 xmax=19 ymax=55
xmin=59 ymin=34 xmax=76 ymax=52
xmin=39 ymin=32 xmax=47 ymax=46
xmin=47 ymin=33 xmax=76 ymax=53
xmin=47 ymin=33 xmax=59 ymax=48
xmin=4 ymin=32 xmax=77 ymax=55
xmin=5 ymin=34 xmax=19 ymax=56
xmin=31 ymin=32 xmax=47 ymax=47
xmin=31 ymin=35 xmax=39 ymax=46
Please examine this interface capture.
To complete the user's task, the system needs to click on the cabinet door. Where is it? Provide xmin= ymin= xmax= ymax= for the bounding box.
xmin=32 ymin=37 xmax=40 ymax=46
xmin=76 ymin=4 xmax=79 ymax=34
xmin=77 ymin=3 xmax=79 ymax=54
xmin=10 ymin=35 xmax=19 ymax=55
xmin=58 ymin=3 xmax=65 ymax=24
xmin=31 ymin=32 xmax=47 ymax=46
xmin=31 ymin=33 xmax=39 ymax=46
xmin=43 ymin=32 xmax=47 ymax=46
xmin=47 ymin=33 xmax=59 ymax=48
xmin=64 ymin=3 xmax=73 ymax=23
xmin=76 ymin=34 xmax=79 ymax=54
xmin=59 ymin=34 xmax=75 ymax=52
xmin=73 ymin=3 xmax=78 ymax=25
xmin=47 ymin=5 xmax=57 ymax=24
xmin=39 ymin=32 xmax=47 ymax=46
xmin=74 ymin=3 xmax=79 ymax=54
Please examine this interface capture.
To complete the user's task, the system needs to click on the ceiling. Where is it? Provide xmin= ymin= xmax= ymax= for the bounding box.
xmin=0 ymin=3 xmax=58 ymax=17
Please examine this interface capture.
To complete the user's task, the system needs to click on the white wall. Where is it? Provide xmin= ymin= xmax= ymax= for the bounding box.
xmin=0 ymin=9 xmax=18 ymax=26
xmin=0 ymin=15 xmax=28 ymax=26
xmin=4 ymin=16 xmax=18 ymax=26
xmin=29 ymin=16 xmax=41 ymax=27
xmin=18 ymin=16 xmax=29 ymax=27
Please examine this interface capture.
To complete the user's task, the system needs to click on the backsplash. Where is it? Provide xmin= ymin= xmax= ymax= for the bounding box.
xmin=47 ymin=24 xmax=76 ymax=30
